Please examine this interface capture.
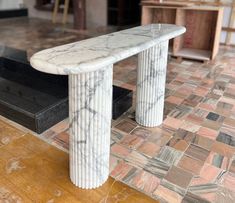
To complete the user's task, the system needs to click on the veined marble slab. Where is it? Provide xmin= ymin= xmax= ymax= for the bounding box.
xmin=30 ymin=24 xmax=185 ymax=75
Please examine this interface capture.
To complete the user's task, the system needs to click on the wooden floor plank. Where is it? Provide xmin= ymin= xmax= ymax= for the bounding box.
xmin=0 ymin=132 xmax=157 ymax=203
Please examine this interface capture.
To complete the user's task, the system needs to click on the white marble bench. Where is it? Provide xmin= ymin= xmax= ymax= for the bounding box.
xmin=30 ymin=24 xmax=185 ymax=189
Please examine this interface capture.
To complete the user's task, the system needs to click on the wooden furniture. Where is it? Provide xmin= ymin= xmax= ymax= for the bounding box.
xmin=35 ymin=0 xmax=73 ymax=13
xmin=52 ymin=0 xmax=70 ymax=24
xmin=141 ymin=1 xmax=224 ymax=61
xmin=72 ymin=0 xmax=86 ymax=30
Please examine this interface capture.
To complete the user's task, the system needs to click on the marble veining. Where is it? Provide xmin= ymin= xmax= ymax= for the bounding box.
xmin=30 ymin=24 xmax=185 ymax=75
xmin=30 ymin=24 xmax=185 ymax=189
xmin=69 ymin=65 xmax=113 ymax=188
xmin=136 ymin=41 xmax=169 ymax=127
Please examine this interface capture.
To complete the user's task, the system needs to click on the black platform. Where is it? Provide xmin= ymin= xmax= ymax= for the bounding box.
xmin=0 ymin=8 xmax=28 ymax=19
xmin=0 ymin=46 xmax=132 ymax=133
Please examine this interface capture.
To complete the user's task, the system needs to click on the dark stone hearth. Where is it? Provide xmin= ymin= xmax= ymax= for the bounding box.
xmin=0 ymin=46 xmax=132 ymax=133
xmin=0 ymin=8 xmax=28 ymax=19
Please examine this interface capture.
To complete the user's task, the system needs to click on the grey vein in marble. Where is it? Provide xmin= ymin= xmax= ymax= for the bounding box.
xmin=30 ymin=24 xmax=185 ymax=75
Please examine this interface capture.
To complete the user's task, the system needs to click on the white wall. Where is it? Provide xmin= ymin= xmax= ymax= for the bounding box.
xmin=0 ymin=0 xmax=24 ymax=10
xmin=86 ymin=0 xmax=107 ymax=28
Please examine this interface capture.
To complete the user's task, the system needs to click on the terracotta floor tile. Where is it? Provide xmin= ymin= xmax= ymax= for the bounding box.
xmin=164 ymin=166 xmax=194 ymax=190
xmin=185 ymin=144 xmax=210 ymax=162
xmin=189 ymin=176 xmax=211 ymax=187
xmin=197 ymin=127 xmax=218 ymax=140
xmin=177 ymin=155 xmax=204 ymax=175
xmin=180 ymin=121 xmax=201 ymax=133
xmin=166 ymin=96 xmax=184 ymax=105
xmin=153 ymin=184 xmax=183 ymax=203
xmin=120 ymin=134 xmax=145 ymax=150
xmin=183 ymin=94 xmax=203 ymax=107
xmin=222 ymin=172 xmax=235 ymax=192
xmin=110 ymin=144 xmax=131 ymax=158
xmin=211 ymin=141 xmax=235 ymax=159
xmin=125 ymin=151 xmax=149 ymax=169
xmin=167 ymin=129 xmax=195 ymax=151
xmin=114 ymin=120 xmax=137 ymax=133
xmin=144 ymin=158 xmax=170 ymax=179
xmin=229 ymin=159 xmax=235 ymax=173
xmin=200 ymin=164 xmax=223 ymax=182
xmin=223 ymin=117 xmax=235 ymax=130
xmin=137 ymin=141 xmax=161 ymax=157
xmin=163 ymin=117 xmax=184 ymax=130
xmin=193 ymin=86 xmax=210 ymax=97
xmin=217 ymin=101 xmax=233 ymax=110
xmin=130 ymin=170 xmax=160 ymax=193
xmin=193 ymin=135 xmax=214 ymax=151
xmin=168 ymin=105 xmax=192 ymax=119
xmin=202 ymin=120 xmax=222 ymax=131
xmin=50 ymin=121 xmax=69 ymax=133
xmin=182 ymin=192 xmax=211 ymax=203
xmin=206 ymin=151 xmax=230 ymax=170
xmin=110 ymin=161 xmax=134 ymax=180
xmin=111 ymin=130 xmax=125 ymax=143
xmin=156 ymin=146 xmax=183 ymax=166
xmin=130 ymin=127 xmax=152 ymax=139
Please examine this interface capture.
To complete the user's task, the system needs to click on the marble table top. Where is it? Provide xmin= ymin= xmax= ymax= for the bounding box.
xmin=30 ymin=24 xmax=186 ymax=75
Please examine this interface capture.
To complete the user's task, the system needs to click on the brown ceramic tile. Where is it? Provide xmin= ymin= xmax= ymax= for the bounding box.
xmin=167 ymin=129 xmax=195 ymax=151
xmin=192 ymin=135 xmax=214 ymax=151
xmin=202 ymin=119 xmax=222 ymax=131
xmin=110 ymin=161 xmax=134 ymax=180
xmin=130 ymin=170 xmax=160 ymax=193
xmin=163 ymin=117 xmax=184 ymax=130
xmin=120 ymin=134 xmax=145 ymax=149
xmin=183 ymin=94 xmax=203 ymax=107
xmin=166 ymin=96 xmax=184 ymax=105
xmin=114 ymin=120 xmax=137 ymax=133
xmin=182 ymin=192 xmax=211 ymax=203
xmin=200 ymin=164 xmax=223 ymax=182
xmin=197 ymin=127 xmax=218 ymax=140
xmin=110 ymin=144 xmax=131 ymax=158
xmin=168 ymin=105 xmax=193 ymax=120
xmin=153 ymin=184 xmax=183 ymax=203
xmin=156 ymin=146 xmax=183 ymax=166
xmin=222 ymin=172 xmax=235 ymax=193
xmin=180 ymin=121 xmax=201 ymax=133
xmin=186 ymin=114 xmax=205 ymax=125
xmin=206 ymin=151 xmax=230 ymax=170
xmin=177 ymin=155 xmax=204 ymax=175
xmin=229 ymin=159 xmax=235 ymax=174
xmin=185 ymin=144 xmax=210 ymax=162
xmin=130 ymin=127 xmax=152 ymax=139
xmin=164 ymin=166 xmax=194 ymax=189
xmin=211 ymin=141 xmax=235 ymax=159
xmin=137 ymin=141 xmax=161 ymax=157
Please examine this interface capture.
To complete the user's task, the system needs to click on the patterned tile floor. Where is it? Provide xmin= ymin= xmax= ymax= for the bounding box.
xmin=0 ymin=17 xmax=235 ymax=203
xmin=35 ymin=46 xmax=235 ymax=203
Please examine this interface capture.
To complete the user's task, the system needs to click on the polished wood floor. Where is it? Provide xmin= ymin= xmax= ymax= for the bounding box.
xmin=0 ymin=119 xmax=157 ymax=203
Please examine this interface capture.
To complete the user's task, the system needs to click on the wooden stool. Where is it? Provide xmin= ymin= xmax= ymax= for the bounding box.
xmin=52 ymin=0 xmax=70 ymax=24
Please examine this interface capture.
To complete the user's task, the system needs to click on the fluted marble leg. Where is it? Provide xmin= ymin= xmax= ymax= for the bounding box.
xmin=69 ymin=65 xmax=113 ymax=189
xmin=136 ymin=41 xmax=169 ymax=127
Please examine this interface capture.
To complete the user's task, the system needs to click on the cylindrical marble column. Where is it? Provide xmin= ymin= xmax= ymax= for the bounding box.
xmin=136 ymin=41 xmax=169 ymax=127
xmin=69 ymin=65 xmax=113 ymax=189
